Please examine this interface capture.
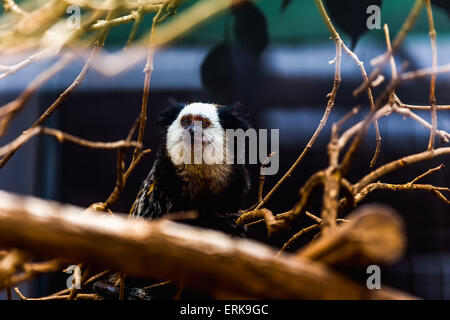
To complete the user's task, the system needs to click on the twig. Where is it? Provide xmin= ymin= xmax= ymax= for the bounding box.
xmin=383 ymin=24 xmax=398 ymax=80
xmin=256 ymin=152 xmax=275 ymax=203
xmin=60 ymin=0 xmax=243 ymax=77
xmin=152 ymin=0 xmax=245 ymax=47
xmin=0 ymin=11 xmax=119 ymax=169
xmin=236 ymin=208 xmax=277 ymax=236
xmin=305 ymin=211 xmax=322 ymax=223
xmin=125 ymin=4 xmax=147 ymax=48
xmin=1 ymin=0 xmax=27 ymax=16
xmin=304 ymin=210 xmax=348 ymax=225
xmin=238 ymin=172 xmax=326 ymax=236
xmin=248 ymin=78 xmax=339 ymax=212
xmin=331 ymin=106 xmax=361 ymax=142
xmin=297 ymin=205 xmax=406 ymax=267
xmin=392 ymin=99 xmax=450 ymax=143
xmin=7 ymin=259 xmax=67 ymax=288
xmin=396 ymin=103 xmax=450 ymax=111
xmin=33 ymin=268 xmax=112 ymax=301
xmin=14 ymin=287 xmax=103 ymax=300
xmin=321 ymin=157 xmax=340 ymax=232
xmin=63 ymin=0 xmax=164 ymax=11
xmin=143 ymin=280 xmax=174 ymax=290
xmin=0 ymin=249 xmax=27 ymax=288
xmin=133 ymin=4 xmax=167 ymax=160
xmin=89 ymin=4 xmax=160 ymax=31
xmin=354 ymin=0 xmax=424 ymax=97
xmin=341 ymin=44 xmax=381 ymax=167
xmin=277 ymin=224 xmax=320 ymax=255
xmin=401 ymin=63 xmax=450 ymax=81
xmin=91 ymin=118 xmax=140 ymax=211
xmin=288 ymin=172 xmax=325 ymax=223
xmin=0 ymin=127 xmax=141 ymax=160
xmin=92 ymin=12 xmax=139 ymax=30
xmin=119 ymin=273 xmax=125 ymax=300
xmin=89 ymin=5 xmax=171 ymax=212
xmin=0 ymin=53 xmax=74 ymax=134
xmin=245 ymin=0 xmax=342 ymax=212
xmin=355 ymin=164 xmax=448 ymax=205
xmin=0 ymin=49 xmax=52 ymax=81
xmin=85 ymin=269 xmax=111 ymax=285
xmin=96 ymin=148 xmax=151 ymax=211
xmin=42 ymin=128 xmax=141 ymax=149
xmin=337 ymin=105 xmax=391 ymax=152
xmin=29 ymin=7 xmax=121 ymax=128
xmin=355 ymin=183 xmax=449 ymax=205
xmin=13 ymin=287 xmax=27 ymax=300
xmin=173 ymin=282 xmax=184 ymax=300
xmin=352 ymin=147 xmax=450 ymax=193
xmin=23 ymin=259 xmax=66 ymax=274
xmin=425 ymin=0 xmax=438 ymax=150
xmin=29 ymin=47 xmax=100 ymax=130
xmin=411 ymin=164 xmax=445 ymax=184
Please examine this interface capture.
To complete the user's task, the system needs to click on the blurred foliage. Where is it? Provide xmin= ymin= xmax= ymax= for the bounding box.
xmin=149 ymin=0 xmax=450 ymax=47
xmin=1 ymin=0 xmax=450 ymax=47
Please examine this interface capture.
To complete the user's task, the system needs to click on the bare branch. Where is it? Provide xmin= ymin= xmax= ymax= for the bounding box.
xmin=0 ymin=49 xmax=52 ymax=81
xmin=0 ymin=127 xmax=141 ymax=159
xmin=1 ymin=0 xmax=27 ymax=16
xmin=0 ymin=53 xmax=74 ymax=133
xmin=354 ymin=164 xmax=448 ymax=205
xmin=245 ymin=0 xmax=343 ymax=212
xmin=425 ymin=0 xmax=438 ymax=150
xmin=353 ymin=147 xmax=450 ymax=193
xmin=341 ymin=44 xmax=381 ymax=167
xmin=354 ymin=0 xmax=425 ymax=97
xmin=297 ymin=205 xmax=406 ymax=267
xmin=0 ymin=190 xmax=415 ymax=300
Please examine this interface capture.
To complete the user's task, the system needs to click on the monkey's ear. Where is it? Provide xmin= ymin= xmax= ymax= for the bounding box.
xmin=157 ymin=98 xmax=185 ymax=127
xmin=218 ymin=102 xmax=250 ymax=130
xmin=217 ymin=101 xmax=242 ymax=116
xmin=167 ymin=97 xmax=186 ymax=110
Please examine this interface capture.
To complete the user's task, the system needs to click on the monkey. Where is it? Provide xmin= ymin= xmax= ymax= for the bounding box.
xmin=92 ymin=101 xmax=252 ymax=300
xmin=129 ymin=100 xmax=251 ymax=234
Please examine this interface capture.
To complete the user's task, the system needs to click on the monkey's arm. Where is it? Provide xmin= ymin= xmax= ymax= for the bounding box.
xmin=129 ymin=159 xmax=172 ymax=220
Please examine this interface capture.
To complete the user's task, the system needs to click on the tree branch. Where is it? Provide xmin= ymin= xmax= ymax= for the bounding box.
xmin=0 ymin=190 xmax=416 ymax=300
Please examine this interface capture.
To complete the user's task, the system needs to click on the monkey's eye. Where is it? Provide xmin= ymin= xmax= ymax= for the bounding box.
xmin=201 ymin=119 xmax=210 ymax=128
xmin=180 ymin=116 xmax=191 ymax=127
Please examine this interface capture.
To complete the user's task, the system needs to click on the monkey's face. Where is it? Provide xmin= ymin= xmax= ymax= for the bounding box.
xmin=166 ymin=103 xmax=226 ymax=165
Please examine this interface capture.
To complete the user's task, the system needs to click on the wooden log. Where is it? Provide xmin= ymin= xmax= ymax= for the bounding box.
xmin=0 ymin=190 xmax=415 ymax=299
xmin=297 ymin=204 xmax=406 ymax=268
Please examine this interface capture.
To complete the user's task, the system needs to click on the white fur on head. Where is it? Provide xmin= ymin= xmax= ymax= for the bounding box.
xmin=166 ymin=103 xmax=229 ymax=166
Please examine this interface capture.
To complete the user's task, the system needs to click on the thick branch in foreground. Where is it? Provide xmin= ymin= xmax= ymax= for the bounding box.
xmin=296 ymin=205 xmax=406 ymax=268
xmin=0 ymin=190 xmax=415 ymax=299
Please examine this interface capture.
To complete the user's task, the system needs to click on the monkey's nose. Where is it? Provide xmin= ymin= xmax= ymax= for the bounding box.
xmin=187 ymin=123 xmax=202 ymax=134
xmin=187 ymin=126 xmax=194 ymax=142
xmin=187 ymin=125 xmax=202 ymax=145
